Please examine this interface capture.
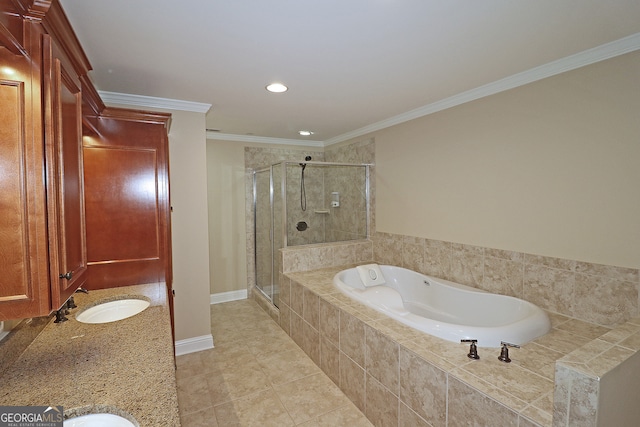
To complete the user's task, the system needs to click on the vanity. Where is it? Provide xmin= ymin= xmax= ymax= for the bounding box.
xmin=0 ymin=284 xmax=180 ymax=426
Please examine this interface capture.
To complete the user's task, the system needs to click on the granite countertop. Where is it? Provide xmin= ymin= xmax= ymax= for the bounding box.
xmin=0 ymin=283 xmax=180 ymax=426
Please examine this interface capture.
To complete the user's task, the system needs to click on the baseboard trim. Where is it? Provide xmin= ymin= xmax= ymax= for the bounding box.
xmin=174 ymin=334 xmax=214 ymax=356
xmin=210 ymin=289 xmax=248 ymax=305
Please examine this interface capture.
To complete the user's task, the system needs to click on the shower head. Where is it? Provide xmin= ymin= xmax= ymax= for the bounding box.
xmin=300 ymin=156 xmax=312 ymax=169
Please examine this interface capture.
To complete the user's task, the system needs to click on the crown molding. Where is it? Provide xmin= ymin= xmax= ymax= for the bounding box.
xmin=98 ymin=91 xmax=211 ymax=113
xmin=206 ymin=131 xmax=324 ymax=147
xmin=323 ymin=32 xmax=640 ymax=146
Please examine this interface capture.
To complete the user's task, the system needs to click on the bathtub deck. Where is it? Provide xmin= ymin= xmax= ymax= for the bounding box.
xmin=272 ymin=265 xmax=616 ymax=427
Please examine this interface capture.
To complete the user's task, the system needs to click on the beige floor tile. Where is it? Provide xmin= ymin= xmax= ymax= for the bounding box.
xmin=274 ymin=372 xmax=353 ymax=424
xmin=179 ymin=299 xmax=370 ymax=426
xmin=206 ymin=358 xmax=273 ymax=405
xmin=256 ymin=347 xmax=322 ymax=385
xmin=176 ymin=373 xmax=214 ymax=415
xmin=180 ymin=407 xmax=219 ymax=427
xmin=214 ymin=389 xmax=295 ymax=427
xmin=298 ymin=402 xmax=374 ymax=426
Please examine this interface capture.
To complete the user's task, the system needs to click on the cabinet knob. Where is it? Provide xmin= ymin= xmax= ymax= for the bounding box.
xmin=59 ymin=271 xmax=73 ymax=280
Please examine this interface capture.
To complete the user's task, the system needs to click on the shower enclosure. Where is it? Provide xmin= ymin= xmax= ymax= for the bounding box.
xmin=253 ymin=161 xmax=371 ymax=307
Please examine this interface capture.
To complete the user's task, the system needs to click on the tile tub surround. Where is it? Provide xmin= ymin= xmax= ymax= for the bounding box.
xmin=371 ymin=232 xmax=639 ymax=328
xmin=268 ymin=264 xmax=640 ymax=427
xmin=0 ymin=283 xmax=180 ymax=426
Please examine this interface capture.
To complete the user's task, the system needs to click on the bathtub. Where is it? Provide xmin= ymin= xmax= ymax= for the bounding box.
xmin=333 ymin=265 xmax=551 ymax=347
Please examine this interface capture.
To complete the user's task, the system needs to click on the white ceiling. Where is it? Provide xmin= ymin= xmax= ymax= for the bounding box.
xmin=59 ymin=0 xmax=640 ymax=144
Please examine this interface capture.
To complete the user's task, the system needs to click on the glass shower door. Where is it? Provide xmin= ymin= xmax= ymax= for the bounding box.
xmin=254 ymin=168 xmax=272 ymax=301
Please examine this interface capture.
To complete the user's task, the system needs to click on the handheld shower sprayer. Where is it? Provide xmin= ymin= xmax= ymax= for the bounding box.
xmin=300 ymin=156 xmax=312 ymax=211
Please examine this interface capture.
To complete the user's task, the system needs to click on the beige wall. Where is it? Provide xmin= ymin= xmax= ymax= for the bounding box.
xmin=366 ymin=51 xmax=639 ymax=269
xmin=206 ymin=140 xmax=248 ymax=294
xmin=167 ymin=110 xmax=212 ymax=342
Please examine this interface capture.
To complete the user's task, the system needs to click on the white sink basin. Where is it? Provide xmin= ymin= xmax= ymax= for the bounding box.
xmin=64 ymin=413 xmax=135 ymax=426
xmin=76 ymin=299 xmax=150 ymax=324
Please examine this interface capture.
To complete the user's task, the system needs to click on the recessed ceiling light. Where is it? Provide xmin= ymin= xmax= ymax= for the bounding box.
xmin=266 ymin=82 xmax=288 ymax=93
xmin=298 ymin=130 xmax=314 ymax=136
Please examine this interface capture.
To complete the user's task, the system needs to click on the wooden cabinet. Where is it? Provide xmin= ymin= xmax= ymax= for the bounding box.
xmin=0 ymin=11 xmax=87 ymax=320
xmin=42 ymin=33 xmax=88 ymax=311
xmin=0 ymin=31 xmax=51 ymax=320
xmin=0 ymin=1 xmax=173 ymax=327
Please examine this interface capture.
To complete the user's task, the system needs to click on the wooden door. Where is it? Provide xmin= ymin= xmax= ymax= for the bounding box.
xmin=82 ymin=109 xmax=171 ymax=290
xmin=42 ymin=34 xmax=88 ymax=310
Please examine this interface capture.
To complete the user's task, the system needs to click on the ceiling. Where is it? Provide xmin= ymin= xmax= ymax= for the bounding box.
xmin=58 ymin=0 xmax=640 ymax=145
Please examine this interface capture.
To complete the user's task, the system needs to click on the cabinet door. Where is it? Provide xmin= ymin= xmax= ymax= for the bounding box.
xmin=0 ymin=45 xmax=51 ymax=320
xmin=42 ymin=34 xmax=87 ymax=310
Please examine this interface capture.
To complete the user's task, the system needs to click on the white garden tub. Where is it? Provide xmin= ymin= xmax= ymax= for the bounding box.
xmin=333 ymin=264 xmax=550 ymax=347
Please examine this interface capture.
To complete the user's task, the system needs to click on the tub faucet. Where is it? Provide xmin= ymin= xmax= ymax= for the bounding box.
xmin=461 ymin=339 xmax=480 ymax=360
xmin=498 ymin=341 xmax=520 ymax=363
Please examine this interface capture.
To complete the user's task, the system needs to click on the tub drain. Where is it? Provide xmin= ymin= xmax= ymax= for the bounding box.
xmin=296 ymin=221 xmax=308 ymax=231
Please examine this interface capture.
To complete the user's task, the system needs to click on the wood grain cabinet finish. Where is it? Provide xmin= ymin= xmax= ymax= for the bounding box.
xmin=42 ymin=33 xmax=88 ymax=310
xmin=0 ymin=1 xmax=173 ymax=324
xmin=0 ymin=32 xmax=51 ymax=320
xmin=0 ymin=16 xmax=87 ymax=320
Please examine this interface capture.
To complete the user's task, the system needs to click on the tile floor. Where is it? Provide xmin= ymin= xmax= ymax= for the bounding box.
xmin=176 ymin=299 xmax=373 ymax=427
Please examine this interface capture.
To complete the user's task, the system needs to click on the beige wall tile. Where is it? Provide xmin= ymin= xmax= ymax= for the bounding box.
xmin=573 ymin=273 xmax=638 ymax=326
xmin=448 ymin=376 xmax=518 ymax=427
xmin=303 ymin=321 xmax=321 ymax=365
xmin=340 ymin=352 xmax=366 ymax=411
xmin=365 ymin=374 xmax=398 ymax=427
xmin=524 ymin=264 xmax=575 ymax=316
xmin=365 ymin=325 xmax=399 ymax=395
xmin=319 ymin=297 xmax=340 ymax=345
xmin=398 ymin=348 xmax=447 ymax=427
xmin=340 ymin=311 xmax=366 ymax=367
xmin=398 ymin=402 xmax=431 ymax=427
xmin=320 ymin=336 xmax=340 ymax=386
xmin=290 ymin=280 xmax=304 ymax=315
xmin=450 ymin=243 xmax=484 ymax=287
xmin=304 ymin=288 xmax=320 ymax=330
xmin=402 ymin=235 xmax=425 ymax=273
xmin=483 ymin=256 xmax=524 ymax=298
